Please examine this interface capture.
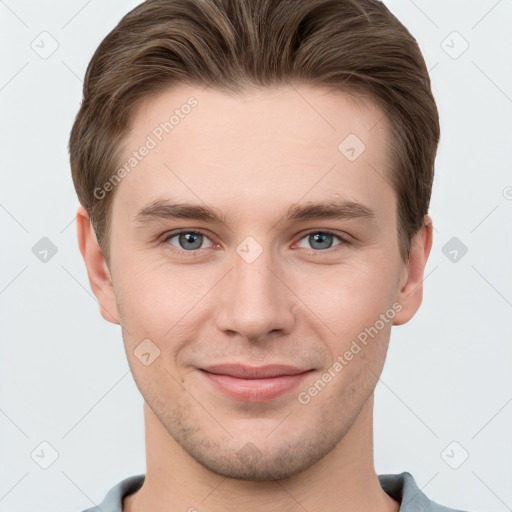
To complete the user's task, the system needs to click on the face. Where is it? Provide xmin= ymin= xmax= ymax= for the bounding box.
xmin=82 ymin=84 xmax=429 ymax=480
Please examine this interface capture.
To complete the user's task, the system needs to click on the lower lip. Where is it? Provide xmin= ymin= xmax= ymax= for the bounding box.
xmin=199 ymin=369 xmax=313 ymax=402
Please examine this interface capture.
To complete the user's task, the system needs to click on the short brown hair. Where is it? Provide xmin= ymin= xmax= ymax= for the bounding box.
xmin=69 ymin=0 xmax=440 ymax=265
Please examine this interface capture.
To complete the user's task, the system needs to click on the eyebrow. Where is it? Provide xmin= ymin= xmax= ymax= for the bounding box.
xmin=133 ymin=197 xmax=376 ymax=226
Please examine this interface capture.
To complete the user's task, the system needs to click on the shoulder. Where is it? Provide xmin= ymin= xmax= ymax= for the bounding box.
xmin=79 ymin=474 xmax=145 ymax=512
xmin=379 ymin=471 xmax=476 ymax=512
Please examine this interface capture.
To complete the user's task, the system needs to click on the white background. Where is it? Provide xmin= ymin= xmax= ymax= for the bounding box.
xmin=0 ymin=1 xmax=511 ymax=511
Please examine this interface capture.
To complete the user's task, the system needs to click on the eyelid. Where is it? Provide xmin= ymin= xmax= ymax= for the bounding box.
xmin=162 ymin=228 xmax=351 ymax=256
xmin=162 ymin=229 xmax=215 ymax=253
xmin=294 ymin=229 xmax=350 ymax=251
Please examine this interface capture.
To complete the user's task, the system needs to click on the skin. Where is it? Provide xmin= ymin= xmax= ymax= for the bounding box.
xmin=77 ymin=83 xmax=432 ymax=512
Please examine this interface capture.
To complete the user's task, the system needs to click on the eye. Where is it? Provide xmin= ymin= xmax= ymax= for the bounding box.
xmin=164 ymin=231 xmax=213 ymax=252
xmin=161 ymin=229 xmax=348 ymax=255
xmin=295 ymin=231 xmax=346 ymax=251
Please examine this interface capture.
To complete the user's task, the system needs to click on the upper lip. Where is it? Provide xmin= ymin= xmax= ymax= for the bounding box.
xmin=200 ymin=364 xmax=311 ymax=379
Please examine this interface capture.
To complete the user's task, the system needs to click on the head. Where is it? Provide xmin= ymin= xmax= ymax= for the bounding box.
xmin=71 ymin=0 xmax=438 ymax=480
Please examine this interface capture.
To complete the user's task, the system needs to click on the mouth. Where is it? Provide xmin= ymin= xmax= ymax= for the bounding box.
xmin=198 ymin=364 xmax=314 ymax=402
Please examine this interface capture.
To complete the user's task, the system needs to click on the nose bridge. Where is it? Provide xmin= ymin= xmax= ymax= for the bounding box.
xmin=214 ymin=238 xmax=295 ymax=340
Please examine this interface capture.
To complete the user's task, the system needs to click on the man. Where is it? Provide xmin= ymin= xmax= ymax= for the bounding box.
xmin=69 ymin=0 xmax=471 ymax=510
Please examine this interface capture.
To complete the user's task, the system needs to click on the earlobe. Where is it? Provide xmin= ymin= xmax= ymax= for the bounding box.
xmin=76 ymin=205 xmax=120 ymax=325
xmin=392 ymin=214 xmax=433 ymax=326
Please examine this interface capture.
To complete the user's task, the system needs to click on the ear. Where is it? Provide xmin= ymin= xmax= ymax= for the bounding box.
xmin=392 ymin=214 xmax=433 ymax=326
xmin=76 ymin=205 xmax=120 ymax=325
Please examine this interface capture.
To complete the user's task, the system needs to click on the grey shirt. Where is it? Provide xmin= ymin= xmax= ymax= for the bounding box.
xmin=80 ymin=472 xmax=472 ymax=512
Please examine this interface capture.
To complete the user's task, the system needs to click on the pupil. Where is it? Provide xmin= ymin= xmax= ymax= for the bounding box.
xmin=311 ymin=233 xmax=332 ymax=250
xmin=180 ymin=233 xmax=201 ymax=250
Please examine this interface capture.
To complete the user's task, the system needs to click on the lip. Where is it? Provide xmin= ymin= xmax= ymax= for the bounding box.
xmin=201 ymin=364 xmax=309 ymax=379
xmin=198 ymin=364 xmax=314 ymax=402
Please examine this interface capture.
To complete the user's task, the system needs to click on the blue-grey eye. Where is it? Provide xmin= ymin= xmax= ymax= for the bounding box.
xmin=297 ymin=232 xmax=343 ymax=251
xmin=167 ymin=232 xmax=213 ymax=251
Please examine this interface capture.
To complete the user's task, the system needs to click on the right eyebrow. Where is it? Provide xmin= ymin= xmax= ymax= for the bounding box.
xmin=133 ymin=199 xmax=228 ymax=224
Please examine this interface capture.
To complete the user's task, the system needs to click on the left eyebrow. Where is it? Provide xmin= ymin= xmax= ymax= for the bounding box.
xmin=132 ymin=197 xmax=377 ymax=226
xmin=285 ymin=200 xmax=376 ymax=224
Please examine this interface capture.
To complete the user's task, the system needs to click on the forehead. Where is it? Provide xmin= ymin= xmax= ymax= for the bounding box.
xmin=113 ymin=83 xmax=395 ymax=224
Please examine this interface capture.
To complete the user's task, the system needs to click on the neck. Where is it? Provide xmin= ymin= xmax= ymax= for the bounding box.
xmin=124 ymin=394 xmax=400 ymax=512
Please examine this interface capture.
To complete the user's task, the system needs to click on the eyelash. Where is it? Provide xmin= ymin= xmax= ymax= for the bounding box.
xmin=161 ymin=229 xmax=350 ymax=257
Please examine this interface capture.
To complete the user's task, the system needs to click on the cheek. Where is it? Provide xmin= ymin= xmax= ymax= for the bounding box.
xmin=114 ymin=255 xmax=216 ymax=351
xmin=113 ymin=257 xmax=173 ymax=339
xmin=306 ymin=260 xmax=399 ymax=335
xmin=114 ymin=240 xmax=400 ymax=349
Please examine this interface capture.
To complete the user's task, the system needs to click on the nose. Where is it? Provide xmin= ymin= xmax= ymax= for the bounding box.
xmin=214 ymin=243 xmax=296 ymax=342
